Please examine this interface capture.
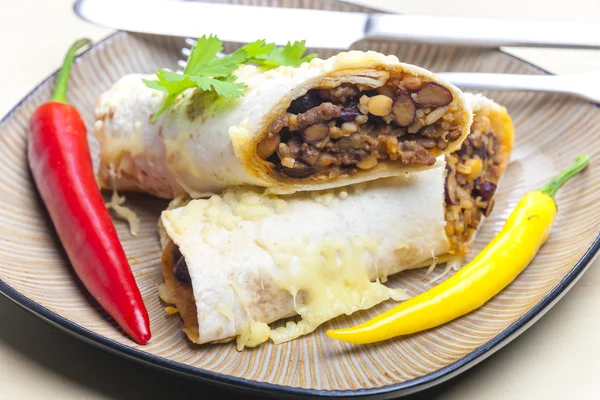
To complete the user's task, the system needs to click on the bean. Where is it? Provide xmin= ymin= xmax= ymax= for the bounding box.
xmin=340 ymin=106 xmax=361 ymax=122
xmin=478 ymin=180 xmax=497 ymax=201
xmin=367 ymin=95 xmax=393 ymax=116
xmin=445 ymin=166 xmax=459 ymax=205
xmin=392 ymin=92 xmax=417 ymax=127
xmin=401 ymin=75 xmax=424 ymax=92
xmin=302 ymin=124 xmax=329 ymax=144
xmin=256 ymin=134 xmax=281 ymax=159
xmin=415 ymin=83 xmax=453 ymax=106
xmin=357 ymin=154 xmax=378 ymax=169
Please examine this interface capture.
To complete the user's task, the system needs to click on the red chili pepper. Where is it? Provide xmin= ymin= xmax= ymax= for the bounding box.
xmin=27 ymin=39 xmax=151 ymax=345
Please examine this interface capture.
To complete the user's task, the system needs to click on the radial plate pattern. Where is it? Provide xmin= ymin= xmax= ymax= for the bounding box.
xmin=1 ymin=0 xmax=599 ymax=397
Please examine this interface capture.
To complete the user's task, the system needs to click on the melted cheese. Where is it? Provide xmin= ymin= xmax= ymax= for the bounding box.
xmin=104 ymin=188 xmax=140 ymax=236
xmin=309 ymin=186 xmax=357 ymax=206
xmin=223 ymin=187 xmax=288 ymax=219
xmin=237 ymin=321 xmax=271 ymax=350
xmin=258 ymin=235 xmax=409 ymax=344
xmin=167 ymin=188 xmax=410 ymax=348
xmin=161 ymin=169 xmax=451 ymax=349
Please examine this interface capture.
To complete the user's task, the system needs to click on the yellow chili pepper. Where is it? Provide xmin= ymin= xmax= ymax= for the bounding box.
xmin=327 ymin=155 xmax=590 ymax=345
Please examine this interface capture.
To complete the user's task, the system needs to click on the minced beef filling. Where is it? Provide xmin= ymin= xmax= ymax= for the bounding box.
xmin=444 ymin=114 xmax=502 ymax=256
xmin=257 ymin=74 xmax=465 ymax=179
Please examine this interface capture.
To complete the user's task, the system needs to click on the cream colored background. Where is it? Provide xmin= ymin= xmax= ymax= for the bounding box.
xmin=1 ymin=0 xmax=599 ymax=398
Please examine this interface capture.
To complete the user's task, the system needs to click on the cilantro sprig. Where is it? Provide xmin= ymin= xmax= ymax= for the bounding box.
xmin=143 ymin=35 xmax=316 ymax=122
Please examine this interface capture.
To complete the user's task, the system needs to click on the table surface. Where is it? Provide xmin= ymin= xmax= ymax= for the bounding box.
xmin=1 ymin=0 xmax=599 ymax=398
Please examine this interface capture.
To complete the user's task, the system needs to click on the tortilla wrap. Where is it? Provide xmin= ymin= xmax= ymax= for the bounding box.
xmin=158 ymin=93 xmax=513 ymax=348
xmin=94 ymin=51 xmax=472 ymax=198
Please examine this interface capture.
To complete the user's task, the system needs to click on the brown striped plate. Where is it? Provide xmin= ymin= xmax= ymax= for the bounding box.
xmin=1 ymin=1 xmax=600 ymax=398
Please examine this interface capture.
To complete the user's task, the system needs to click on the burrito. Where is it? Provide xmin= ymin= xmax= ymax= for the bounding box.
xmin=158 ymin=94 xmax=514 ymax=349
xmin=94 ymin=51 xmax=472 ymax=198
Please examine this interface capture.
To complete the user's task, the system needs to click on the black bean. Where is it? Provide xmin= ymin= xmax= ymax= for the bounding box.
xmin=340 ymin=106 xmax=360 ymax=122
xmin=288 ymin=90 xmax=322 ymax=114
xmin=478 ymin=180 xmax=497 ymax=201
xmin=173 ymin=256 xmax=191 ymax=285
xmin=280 ymin=163 xmax=316 ymax=178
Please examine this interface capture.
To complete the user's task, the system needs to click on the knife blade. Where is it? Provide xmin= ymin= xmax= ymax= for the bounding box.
xmin=74 ymin=0 xmax=600 ymax=49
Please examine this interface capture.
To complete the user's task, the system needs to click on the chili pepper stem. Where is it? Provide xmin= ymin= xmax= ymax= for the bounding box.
xmin=540 ymin=155 xmax=590 ymax=199
xmin=51 ymin=39 xmax=92 ymax=103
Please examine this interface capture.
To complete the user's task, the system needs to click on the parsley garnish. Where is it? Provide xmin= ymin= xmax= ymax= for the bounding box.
xmin=143 ymin=35 xmax=316 ymax=122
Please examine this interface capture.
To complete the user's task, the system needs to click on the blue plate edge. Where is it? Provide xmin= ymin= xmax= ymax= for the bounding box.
xmin=1 ymin=29 xmax=599 ymax=399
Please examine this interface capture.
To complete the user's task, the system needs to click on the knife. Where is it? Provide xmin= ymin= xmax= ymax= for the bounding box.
xmin=74 ymin=0 xmax=600 ymax=49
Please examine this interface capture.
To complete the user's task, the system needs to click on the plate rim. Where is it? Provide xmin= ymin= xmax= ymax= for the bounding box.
xmin=1 ymin=29 xmax=599 ymax=399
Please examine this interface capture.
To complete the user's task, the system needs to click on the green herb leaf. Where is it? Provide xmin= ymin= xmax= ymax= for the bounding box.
xmin=183 ymin=34 xmax=223 ymax=75
xmin=196 ymin=51 xmax=248 ymax=77
xmin=143 ymin=36 xmax=317 ymax=123
xmin=235 ymin=39 xmax=275 ymax=61
xmin=143 ymin=69 xmax=197 ymax=122
xmin=253 ymin=40 xmax=317 ymax=68
xmin=189 ymin=76 xmax=247 ymax=98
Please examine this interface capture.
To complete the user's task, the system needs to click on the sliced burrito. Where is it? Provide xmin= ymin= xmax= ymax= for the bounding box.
xmin=94 ymin=51 xmax=472 ymax=198
xmin=158 ymin=94 xmax=514 ymax=349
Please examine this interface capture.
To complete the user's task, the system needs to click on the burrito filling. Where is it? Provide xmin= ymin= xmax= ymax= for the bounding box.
xmin=444 ymin=112 xmax=504 ymax=256
xmin=257 ymin=76 xmax=465 ymax=179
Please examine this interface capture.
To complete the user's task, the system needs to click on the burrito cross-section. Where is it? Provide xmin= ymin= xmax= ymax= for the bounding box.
xmin=95 ymin=51 xmax=472 ymax=198
xmin=158 ymin=94 xmax=513 ymax=349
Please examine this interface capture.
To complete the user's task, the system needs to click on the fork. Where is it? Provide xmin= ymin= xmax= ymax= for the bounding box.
xmin=437 ymin=70 xmax=600 ymax=103
xmin=178 ymin=38 xmax=600 ymax=104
